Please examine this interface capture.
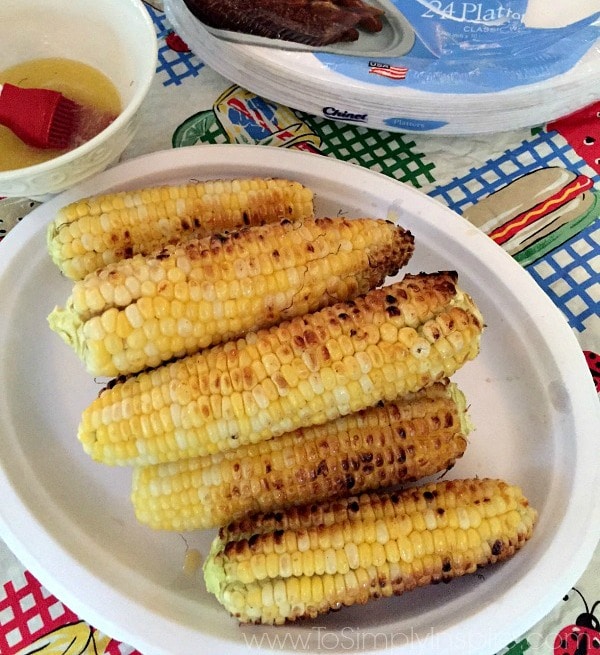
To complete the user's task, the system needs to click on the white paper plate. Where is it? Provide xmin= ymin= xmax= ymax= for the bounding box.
xmin=199 ymin=0 xmax=416 ymax=58
xmin=0 ymin=145 xmax=598 ymax=655
xmin=166 ymin=0 xmax=600 ymax=134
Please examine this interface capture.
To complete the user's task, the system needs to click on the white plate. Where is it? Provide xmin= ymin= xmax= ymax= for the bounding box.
xmin=198 ymin=0 xmax=416 ymax=58
xmin=0 ymin=145 xmax=598 ymax=655
xmin=165 ymin=0 xmax=600 ymax=134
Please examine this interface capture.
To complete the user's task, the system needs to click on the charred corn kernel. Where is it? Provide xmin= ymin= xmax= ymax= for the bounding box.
xmin=49 ymin=217 xmax=414 ymax=378
xmin=78 ymin=271 xmax=483 ymax=466
xmin=203 ymin=478 xmax=537 ymax=624
xmin=47 ymin=178 xmax=315 ymax=280
xmin=131 ymin=381 xmax=471 ymax=530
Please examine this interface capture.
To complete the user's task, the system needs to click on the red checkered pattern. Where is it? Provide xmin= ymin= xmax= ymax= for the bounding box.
xmin=0 ymin=571 xmax=77 ymax=654
xmin=0 ymin=571 xmax=141 ymax=655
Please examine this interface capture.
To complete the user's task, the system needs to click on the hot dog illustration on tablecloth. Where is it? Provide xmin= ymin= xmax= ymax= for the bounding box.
xmin=461 ymin=167 xmax=600 ymax=267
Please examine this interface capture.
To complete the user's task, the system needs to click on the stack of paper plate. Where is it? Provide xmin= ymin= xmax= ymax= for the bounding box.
xmin=165 ymin=0 xmax=600 ymax=135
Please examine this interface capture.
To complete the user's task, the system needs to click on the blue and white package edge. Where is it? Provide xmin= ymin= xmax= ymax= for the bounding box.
xmin=315 ymin=0 xmax=600 ymax=94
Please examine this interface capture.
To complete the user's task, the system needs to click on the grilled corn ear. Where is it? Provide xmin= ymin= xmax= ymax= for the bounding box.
xmin=48 ymin=217 xmax=413 ymax=377
xmin=203 ymin=478 xmax=537 ymax=624
xmin=78 ymin=271 xmax=483 ymax=466
xmin=132 ymin=381 xmax=470 ymax=530
xmin=47 ymin=177 xmax=315 ymax=280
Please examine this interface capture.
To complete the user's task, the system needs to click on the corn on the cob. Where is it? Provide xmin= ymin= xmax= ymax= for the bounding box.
xmin=203 ymin=478 xmax=537 ymax=624
xmin=47 ymin=177 xmax=315 ymax=280
xmin=132 ymin=381 xmax=471 ymax=530
xmin=78 ymin=271 xmax=483 ymax=467
xmin=48 ymin=217 xmax=414 ymax=378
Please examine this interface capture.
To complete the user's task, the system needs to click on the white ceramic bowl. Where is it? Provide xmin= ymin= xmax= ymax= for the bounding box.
xmin=0 ymin=0 xmax=157 ymax=199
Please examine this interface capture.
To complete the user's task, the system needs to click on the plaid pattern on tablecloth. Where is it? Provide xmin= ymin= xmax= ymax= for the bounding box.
xmin=0 ymin=569 xmax=141 ymax=655
xmin=0 ymin=4 xmax=597 ymax=655
xmin=429 ymin=130 xmax=600 ymax=334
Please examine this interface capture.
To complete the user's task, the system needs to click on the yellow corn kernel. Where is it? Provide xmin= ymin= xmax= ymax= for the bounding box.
xmin=79 ymin=272 xmax=483 ymax=467
xmin=49 ymin=217 xmax=414 ymax=377
xmin=132 ymin=381 xmax=470 ymax=530
xmin=203 ymin=478 xmax=537 ymax=624
xmin=47 ymin=178 xmax=316 ymax=280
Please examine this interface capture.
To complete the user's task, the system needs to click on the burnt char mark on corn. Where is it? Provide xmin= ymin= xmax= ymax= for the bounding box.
xmin=47 ymin=177 xmax=315 ymax=280
xmin=80 ymin=271 xmax=482 ymax=467
xmin=131 ymin=381 xmax=470 ymax=531
xmin=219 ymin=466 xmax=463 ymax=541
xmin=52 ymin=216 xmax=414 ymax=378
xmin=204 ymin=478 xmax=537 ymax=624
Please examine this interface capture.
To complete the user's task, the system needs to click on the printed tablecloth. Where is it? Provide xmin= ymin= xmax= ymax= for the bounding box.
xmin=0 ymin=3 xmax=598 ymax=654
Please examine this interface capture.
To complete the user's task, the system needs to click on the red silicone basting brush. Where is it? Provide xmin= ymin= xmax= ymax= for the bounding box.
xmin=0 ymin=82 xmax=79 ymax=150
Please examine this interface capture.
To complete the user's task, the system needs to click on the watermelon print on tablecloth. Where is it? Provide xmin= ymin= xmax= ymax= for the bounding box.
xmin=584 ymin=351 xmax=600 ymax=392
xmin=148 ymin=2 xmax=204 ymax=86
xmin=548 ymin=101 xmax=600 ymax=175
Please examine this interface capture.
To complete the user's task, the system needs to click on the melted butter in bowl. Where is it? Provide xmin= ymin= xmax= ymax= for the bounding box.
xmin=0 ymin=57 xmax=121 ymax=171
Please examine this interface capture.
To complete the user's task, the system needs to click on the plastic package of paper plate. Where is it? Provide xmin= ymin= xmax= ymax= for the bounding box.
xmin=166 ymin=0 xmax=600 ymax=134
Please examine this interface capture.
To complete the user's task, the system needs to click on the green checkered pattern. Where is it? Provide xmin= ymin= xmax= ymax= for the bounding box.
xmin=297 ymin=111 xmax=436 ymax=189
xmin=172 ymin=99 xmax=436 ymax=189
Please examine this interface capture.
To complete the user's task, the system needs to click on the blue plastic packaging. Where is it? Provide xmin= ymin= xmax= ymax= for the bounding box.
xmin=316 ymin=1 xmax=600 ymax=93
